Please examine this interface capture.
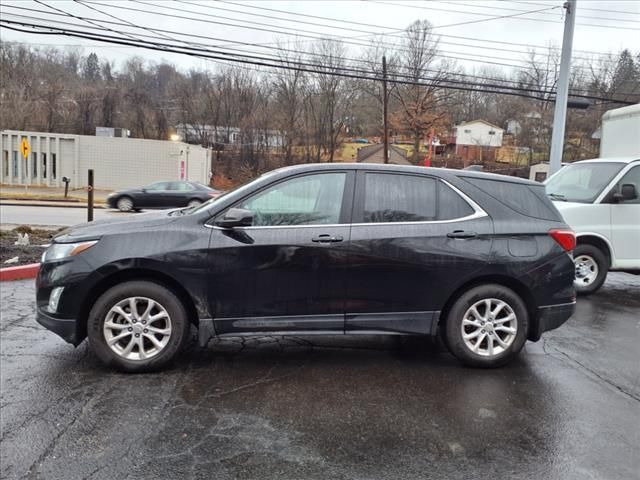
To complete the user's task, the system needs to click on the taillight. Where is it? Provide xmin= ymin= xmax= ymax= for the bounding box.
xmin=549 ymin=228 xmax=576 ymax=252
xmin=208 ymin=192 xmax=220 ymax=198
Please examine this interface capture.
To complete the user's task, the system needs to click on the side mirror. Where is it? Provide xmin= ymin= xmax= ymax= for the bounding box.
xmin=613 ymin=183 xmax=637 ymax=202
xmin=214 ymin=208 xmax=254 ymax=228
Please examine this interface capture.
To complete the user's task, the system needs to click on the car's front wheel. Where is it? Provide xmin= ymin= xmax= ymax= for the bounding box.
xmin=573 ymin=244 xmax=607 ymax=295
xmin=87 ymin=281 xmax=190 ymax=372
xmin=444 ymin=284 xmax=528 ymax=368
xmin=116 ymin=196 xmax=134 ymax=212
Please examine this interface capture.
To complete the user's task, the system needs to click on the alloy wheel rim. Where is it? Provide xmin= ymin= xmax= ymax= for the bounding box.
xmin=118 ymin=198 xmax=133 ymax=211
xmin=188 ymin=199 xmax=201 ymax=207
xmin=461 ymin=298 xmax=517 ymax=357
xmin=103 ymin=297 xmax=172 ymax=361
xmin=574 ymin=255 xmax=598 ymax=286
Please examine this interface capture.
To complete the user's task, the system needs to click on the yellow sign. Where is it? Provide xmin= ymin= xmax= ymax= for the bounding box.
xmin=20 ymin=138 xmax=31 ymax=159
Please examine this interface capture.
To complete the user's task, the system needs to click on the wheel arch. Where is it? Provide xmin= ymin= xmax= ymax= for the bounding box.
xmin=76 ymin=268 xmax=200 ymax=342
xmin=438 ymin=275 xmax=538 ymax=340
xmin=575 ymin=233 xmax=613 ymax=268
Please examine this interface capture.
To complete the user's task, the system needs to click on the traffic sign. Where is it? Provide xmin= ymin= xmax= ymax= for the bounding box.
xmin=20 ymin=138 xmax=31 ymax=159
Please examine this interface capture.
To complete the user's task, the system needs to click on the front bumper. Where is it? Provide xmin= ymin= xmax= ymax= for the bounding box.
xmin=530 ymin=301 xmax=576 ymax=341
xmin=36 ymin=308 xmax=80 ymax=345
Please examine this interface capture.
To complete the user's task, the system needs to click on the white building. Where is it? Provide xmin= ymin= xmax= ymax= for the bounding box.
xmin=455 ymin=120 xmax=504 ymax=147
xmin=1 ymin=130 xmax=211 ymax=190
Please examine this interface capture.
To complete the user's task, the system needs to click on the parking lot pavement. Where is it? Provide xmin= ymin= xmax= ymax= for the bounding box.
xmin=1 ymin=275 xmax=639 ymax=480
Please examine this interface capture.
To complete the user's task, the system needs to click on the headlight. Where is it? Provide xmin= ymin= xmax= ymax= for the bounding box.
xmin=42 ymin=240 xmax=98 ymax=263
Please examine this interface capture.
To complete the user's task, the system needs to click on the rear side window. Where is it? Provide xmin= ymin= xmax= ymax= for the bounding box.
xmin=361 ymin=173 xmax=474 ymax=223
xmin=463 ymin=177 xmax=559 ymax=220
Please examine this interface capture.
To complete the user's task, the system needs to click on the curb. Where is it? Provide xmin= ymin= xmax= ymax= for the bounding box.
xmin=0 ymin=201 xmax=106 ymax=209
xmin=0 ymin=263 xmax=40 ymax=282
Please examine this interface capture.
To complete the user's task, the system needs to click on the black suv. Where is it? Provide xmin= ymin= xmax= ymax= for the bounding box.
xmin=36 ymin=164 xmax=576 ymax=372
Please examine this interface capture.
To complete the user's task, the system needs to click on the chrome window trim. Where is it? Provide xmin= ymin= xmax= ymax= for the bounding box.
xmin=205 ymin=177 xmax=488 ymax=230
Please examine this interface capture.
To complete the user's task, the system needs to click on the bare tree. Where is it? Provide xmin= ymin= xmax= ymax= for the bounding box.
xmin=392 ymin=20 xmax=450 ymax=163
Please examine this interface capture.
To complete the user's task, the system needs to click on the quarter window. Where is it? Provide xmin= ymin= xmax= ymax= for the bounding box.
xmin=241 ymin=172 xmax=346 ymax=226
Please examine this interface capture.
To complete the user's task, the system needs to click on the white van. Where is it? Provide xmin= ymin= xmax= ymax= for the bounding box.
xmin=545 ymin=157 xmax=640 ymax=294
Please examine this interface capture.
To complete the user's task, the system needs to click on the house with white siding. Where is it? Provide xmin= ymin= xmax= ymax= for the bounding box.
xmin=454 ymin=120 xmax=504 ymax=163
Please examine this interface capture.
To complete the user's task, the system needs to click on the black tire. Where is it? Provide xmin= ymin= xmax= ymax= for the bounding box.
xmin=116 ymin=196 xmax=134 ymax=212
xmin=573 ymin=244 xmax=608 ymax=296
xmin=444 ymin=284 xmax=528 ymax=368
xmin=87 ymin=281 xmax=190 ymax=373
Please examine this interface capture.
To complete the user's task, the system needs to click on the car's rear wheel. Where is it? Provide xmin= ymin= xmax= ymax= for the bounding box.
xmin=573 ymin=244 xmax=607 ymax=295
xmin=116 ymin=196 xmax=134 ymax=212
xmin=87 ymin=281 xmax=190 ymax=372
xmin=444 ymin=284 xmax=528 ymax=368
xmin=187 ymin=199 xmax=202 ymax=208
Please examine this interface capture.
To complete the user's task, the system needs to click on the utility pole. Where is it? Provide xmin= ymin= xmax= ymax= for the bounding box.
xmin=87 ymin=169 xmax=94 ymax=222
xmin=549 ymin=0 xmax=577 ymax=176
xmin=382 ymin=55 xmax=389 ymax=164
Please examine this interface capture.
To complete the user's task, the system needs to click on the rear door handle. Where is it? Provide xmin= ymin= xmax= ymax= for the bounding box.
xmin=447 ymin=230 xmax=477 ymax=239
xmin=312 ymin=234 xmax=344 ymax=243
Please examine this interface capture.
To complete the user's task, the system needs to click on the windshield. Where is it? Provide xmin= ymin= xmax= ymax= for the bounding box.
xmin=545 ymin=162 xmax=624 ymax=203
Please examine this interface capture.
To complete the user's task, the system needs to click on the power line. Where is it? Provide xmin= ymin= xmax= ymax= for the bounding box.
xmin=503 ymin=0 xmax=640 ymax=16
xmin=185 ymin=0 xmax=626 ymax=57
xmin=2 ymin=8 xmax=610 ymax=89
xmin=2 ymin=7 xmax=625 ymax=94
xmin=67 ymin=1 xmax=603 ymax=71
xmin=435 ymin=0 xmax=640 ymax=23
xmin=2 ymin=6 xmax=559 ymax=71
xmin=172 ymin=0 xmax=619 ymax=65
xmin=369 ymin=0 xmax=640 ymax=30
xmin=1 ymin=18 xmax=634 ymax=106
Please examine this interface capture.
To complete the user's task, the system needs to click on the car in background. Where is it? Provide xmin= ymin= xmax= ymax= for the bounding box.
xmin=107 ymin=181 xmax=223 ymax=211
xmin=37 ymin=163 xmax=575 ymax=372
xmin=546 ymin=157 xmax=640 ymax=294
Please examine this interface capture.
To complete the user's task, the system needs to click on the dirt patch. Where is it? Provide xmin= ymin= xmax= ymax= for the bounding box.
xmin=0 ymin=226 xmax=64 ymax=267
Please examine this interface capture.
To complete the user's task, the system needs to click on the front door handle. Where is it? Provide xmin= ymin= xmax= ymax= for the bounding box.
xmin=447 ymin=230 xmax=477 ymax=239
xmin=312 ymin=234 xmax=344 ymax=243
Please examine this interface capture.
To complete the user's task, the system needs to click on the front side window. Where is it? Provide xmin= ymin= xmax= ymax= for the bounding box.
xmin=169 ymin=182 xmax=195 ymax=191
xmin=545 ymin=162 xmax=625 ymax=203
xmin=363 ymin=173 xmax=436 ymax=223
xmin=240 ymin=172 xmax=346 ymax=226
xmin=610 ymin=166 xmax=640 ymax=204
xmin=146 ymin=182 xmax=170 ymax=191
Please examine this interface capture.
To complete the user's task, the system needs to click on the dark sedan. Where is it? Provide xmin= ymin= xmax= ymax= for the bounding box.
xmin=107 ymin=181 xmax=222 ymax=211
xmin=37 ymin=163 xmax=576 ymax=372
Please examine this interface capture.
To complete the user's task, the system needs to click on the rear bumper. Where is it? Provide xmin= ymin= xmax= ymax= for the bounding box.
xmin=530 ymin=301 xmax=576 ymax=341
xmin=36 ymin=308 xmax=80 ymax=346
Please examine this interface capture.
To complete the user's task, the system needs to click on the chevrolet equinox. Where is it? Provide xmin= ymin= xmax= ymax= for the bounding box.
xmin=36 ymin=164 xmax=576 ymax=372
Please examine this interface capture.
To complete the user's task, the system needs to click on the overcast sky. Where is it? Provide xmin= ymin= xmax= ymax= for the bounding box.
xmin=1 ymin=0 xmax=638 ymax=75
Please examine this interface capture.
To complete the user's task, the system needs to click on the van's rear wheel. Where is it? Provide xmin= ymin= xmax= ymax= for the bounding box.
xmin=87 ymin=281 xmax=189 ymax=372
xmin=444 ymin=284 xmax=528 ymax=368
xmin=573 ymin=244 xmax=607 ymax=295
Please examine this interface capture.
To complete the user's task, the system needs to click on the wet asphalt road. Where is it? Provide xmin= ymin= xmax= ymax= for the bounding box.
xmin=1 ymin=274 xmax=639 ymax=480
